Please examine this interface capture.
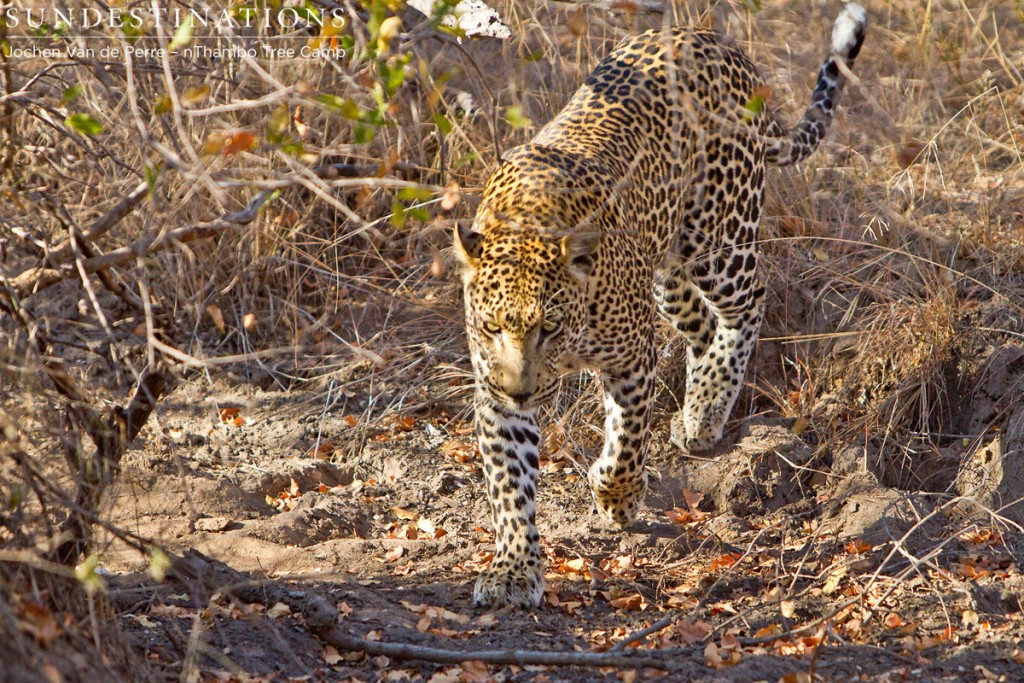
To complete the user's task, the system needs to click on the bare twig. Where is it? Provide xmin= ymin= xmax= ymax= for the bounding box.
xmin=2 ymin=190 xmax=271 ymax=299
xmin=51 ymin=367 xmax=173 ymax=565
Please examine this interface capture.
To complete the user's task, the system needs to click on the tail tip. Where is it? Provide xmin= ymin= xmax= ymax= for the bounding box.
xmin=831 ymin=3 xmax=867 ymax=60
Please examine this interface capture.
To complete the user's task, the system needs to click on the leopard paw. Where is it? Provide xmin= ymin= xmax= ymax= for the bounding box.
xmin=588 ymin=467 xmax=647 ymax=528
xmin=671 ymin=408 xmax=721 ymax=453
xmin=472 ymin=561 xmax=544 ymax=608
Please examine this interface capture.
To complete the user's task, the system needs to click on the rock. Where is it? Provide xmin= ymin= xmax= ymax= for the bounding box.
xmin=680 ymin=419 xmax=812 ymax=516
xmin=821 ymin=473 xmax=941 ymax=548
xmin=955 ymin=405 xmax=1024 ymax=526
xmin=194 ymin=516 xmax=233 ymax=532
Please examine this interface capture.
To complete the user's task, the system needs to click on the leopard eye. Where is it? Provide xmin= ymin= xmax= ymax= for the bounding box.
xmin=539 ymin=318 xmax=561 ymax=340
xmin=482 ymin=320 xmax=502 ymax=336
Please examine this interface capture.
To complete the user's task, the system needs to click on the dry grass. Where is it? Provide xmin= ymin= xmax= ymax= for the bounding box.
xmin=2 ymin=0 xmax=1024 ymax=678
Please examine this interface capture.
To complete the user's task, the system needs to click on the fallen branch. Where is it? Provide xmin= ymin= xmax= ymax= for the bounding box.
xmin=171 ymin=550 xmax=690 ymax=671
xmin=322 ymin=632 xmax=679 ymax=669
xmin=46 ymin=180 xmax=150 ymax=263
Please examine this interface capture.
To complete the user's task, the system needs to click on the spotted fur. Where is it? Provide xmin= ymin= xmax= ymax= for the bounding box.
xmin=454 ymin=4 xmax=866 ymax=608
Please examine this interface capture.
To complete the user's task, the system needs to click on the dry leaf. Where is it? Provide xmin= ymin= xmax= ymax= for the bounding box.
xmin=206 ymin=304 xmax=225 ymax=333
xmin=393 ymin=507 xmax=418 ymax=520
xmin=429 ymin=246 xmax=446 ymax=278
xmin=709 ymin=553 xmax=741 ymax=571
xmin=753 ymin=624 xmax=781 ymax=639
xmin=384 ymin=546 xmax=405 ymax=562
xmin=791 ymin=416 xmax=809 ymax=436
xmin=822 ymin=565 xmax=847 ymax=595
xmin=181 ymin=84 xmax=211 ymax=106
xmin=224 ymin=130 xmax=255 ymax=155
xmin=780 ymin=599 xmax=797 ymax=619
xmin=675 ymin=619 xmax=709 ymax=644
xmin=897 ymin=141 xmax=925 ymax=169
xmin=682 ymin=488 xmax=704 ymax=510
xmin=323 ymin=645 xmax=343 ymax=664
xmin=883 ymin=612 xmax=905 ymax=628
xmin=567 ymin=7 xmax=588 ymax=36
xmin=665 ymin=507 xmax=692 ymax=524
xmin=242 ymin=312 xmax=257 ymax=331
xmin=440 ymin=181 xmax=461 ymax=211
xmin=17 ymin=602 xmax=60 ymax=646
xmin=266 ymin=602 xmax=291 ymax=619
xmin=608 ymin=592 xmax=648 ymax=611
xmin=845 ymin=538 xmax=873 ymax=554
xmin=218 ymin=407 xmax=240 ymax=423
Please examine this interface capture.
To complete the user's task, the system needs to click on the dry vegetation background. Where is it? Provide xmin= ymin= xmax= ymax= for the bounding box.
xmin=1 ymin=0 xmax=1024 ymax=681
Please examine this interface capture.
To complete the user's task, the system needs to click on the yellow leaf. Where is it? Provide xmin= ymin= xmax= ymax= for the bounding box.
xmin=791 ymin=416 xmax=809 ymax=436
xmin=181 ymin=84 xmax=210 ymax=106
xmin=377 ymin=16 xmax=402 ymax=53
xmin=822 ymin=565 xmax=847 ymax=595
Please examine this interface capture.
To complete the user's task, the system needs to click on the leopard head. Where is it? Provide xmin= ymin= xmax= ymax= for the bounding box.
xmin=454 ymin=217 xmax=599 ymax=411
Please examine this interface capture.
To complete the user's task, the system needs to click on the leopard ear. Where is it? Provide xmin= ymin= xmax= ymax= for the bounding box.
xmin=560 ymin=231 xmax=600 ymax=278
xmin=454 ymin=223 xmax=484 ymax=268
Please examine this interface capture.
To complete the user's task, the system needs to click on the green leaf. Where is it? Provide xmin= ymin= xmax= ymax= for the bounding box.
xmin=390 ymin=200 xmax=406 ymax=229
xmin=168 ymin=15 xmax=194 ymax=51
xmin=121 ymin=22 xmax=146 ymax=42
xmin=407 ymin=207 xmax=431 ymax=223
xmin=525 ymin=48 xmax=544 ymax=63
xmin=148 ymin=549 xmax=171 ymax=582
xmin=354 ymin=124 xmax=374 ymax=144
xmin=316 ymin=93 xmax=345 ymax=111
xmin=267 ymin=104 xmax=290 ymax=144
xmin=743 ymin=92 xmax=766 ymax=122
xmin=74 ymin=554 xmax=105 ymax=595
xmin=154 ymin=94 xmax=173 ymax=114
xmin=281 ymin=141 xmax=305 ymax=157
xmin=292 ymin=4 xmax=322 ymax=24
xmin=66 ymin=113 xmax=103 ymax=135
xmin=144 ymin=162 xmax=162 ymax=196
xmin=453 ymin=151 xmax=479 ymax=170
xmin=397 ymin=187 xmax=433 ymax=202
xmin=432 ymin=112 xmax=452 ymax=135
xmin=60 ymin=84 xmax=83 ymax=105
xmin=317 ymin=94 xmax=361 ymax=120
xmin=504 ymin=105 xmax=532 ymax=129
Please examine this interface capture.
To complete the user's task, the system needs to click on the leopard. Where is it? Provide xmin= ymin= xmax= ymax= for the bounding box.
xmin=453 ymin=4 xmax=867 ymax=608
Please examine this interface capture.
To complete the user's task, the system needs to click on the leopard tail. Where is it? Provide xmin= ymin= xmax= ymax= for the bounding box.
xmin=765 ymin=3 xmax=866 ymax=166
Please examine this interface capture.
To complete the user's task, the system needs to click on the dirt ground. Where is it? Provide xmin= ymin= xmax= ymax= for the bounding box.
xmin=79 ymin=365 xmax=1022 ymax=682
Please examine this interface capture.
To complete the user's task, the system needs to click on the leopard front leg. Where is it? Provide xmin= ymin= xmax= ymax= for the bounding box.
xmin=471 ymin=396 xmax=544 ymax=608
xmin=588 ymin=350 xmax=656 ymax=528
xmin=669 ymin=252 xmax=765 ymax=452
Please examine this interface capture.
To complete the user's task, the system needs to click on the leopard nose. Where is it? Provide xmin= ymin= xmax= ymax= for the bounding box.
xmin=489 ymin=367 xmax=535 ymax=401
